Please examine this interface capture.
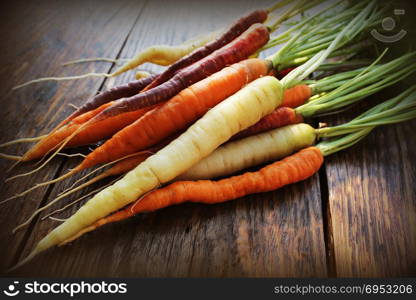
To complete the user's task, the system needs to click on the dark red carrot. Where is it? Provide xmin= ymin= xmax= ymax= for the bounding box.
xmin=94 ymin=23 xmax=270 ymax=120
xmin=231 ymin=107 xmax=303 ymax=141
xmin=142 ymin=9 xmax=268 ymax=91
xmin=276 ymin=67 xmax=296 ymax=79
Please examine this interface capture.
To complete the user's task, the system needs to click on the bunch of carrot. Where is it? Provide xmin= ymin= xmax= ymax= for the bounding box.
xmin=13 ymin=51 xmax=413 ymax=219
xmin=60 ymin=86 xmax=416 ymax=244
xmin=3 ymin=0 xmax=414 ymax=271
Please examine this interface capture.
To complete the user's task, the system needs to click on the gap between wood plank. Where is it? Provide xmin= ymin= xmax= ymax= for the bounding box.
xmin=9 ymin=0 xmax=150 ymax=269
xmin=10 ymin=159 xmax=67 ymax=268
xmin=94 ymin=0 xmax=150 ymax=96
xmin=318 ymin=163 xmax=337 ymax=277
xmin=311 ymin=115 xmax=335 ymax=277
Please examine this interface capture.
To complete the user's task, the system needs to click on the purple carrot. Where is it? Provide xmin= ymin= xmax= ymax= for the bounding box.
xmin=143 ymin=9 xmax=268 ymax=91
xmin=55 ymin=74 xmax=157 ymax=129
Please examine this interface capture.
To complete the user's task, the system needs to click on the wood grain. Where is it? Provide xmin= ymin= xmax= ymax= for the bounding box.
xmin=3 ymin=0 xmax=414 ymax=278
xmin=324 ymin=116 xmax=416 ymax=277
xmin=6 ymin=0 xmax=328 ymax=277
xmin=321 ymin=4 xmax=416 ymax=276
xmin=14 ymin=175 xmax=327 ymax=277
xmin=0 ymin=0 xmax=147 ymax=273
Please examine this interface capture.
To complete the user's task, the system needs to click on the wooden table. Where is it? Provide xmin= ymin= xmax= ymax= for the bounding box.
xmin=0 ymin=0 xmax=415 ymax=277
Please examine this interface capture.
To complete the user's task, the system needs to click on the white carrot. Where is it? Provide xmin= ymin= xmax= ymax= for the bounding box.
xmin=176 ymin=123 xmax=316 ymax=180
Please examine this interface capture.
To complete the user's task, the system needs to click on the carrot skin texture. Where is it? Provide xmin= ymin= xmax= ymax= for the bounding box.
xmin=231 ymin=107 xmax=303 ymax=141
xmin=68 ymin=102 xmax=114 ymax=125
xmin=280 ymin=84 xmax=312 ymax=108
xmin=81 ymin=147 xmax=324 ymax=233
xmin=144 ymin=10 xmax=268 ymax=91
xmin=67 ymin=106 xmax=157 ymax=147
xmin=96 ymin=23 xmax=270 ymax=119
xmin=77 ymin=58 xmax=271 ymax=170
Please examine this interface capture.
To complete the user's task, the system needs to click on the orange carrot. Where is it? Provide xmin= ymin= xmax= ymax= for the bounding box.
xmin=22 ymin=105 xmax=156 ymax=161
xmin=6 ymin=76 xmax=158 ymax=159
xmin=20 ymin=102 xmax=113 ymax=161
xmin=68 ymin=102 xmax=115 ymax=125
xmin=281 ymin=84 xmax=312 ymax=108
xmin=55 ymin=75 xmax=158 ymax=130
xmin=62 ymin=146 xmax=323 ymax=243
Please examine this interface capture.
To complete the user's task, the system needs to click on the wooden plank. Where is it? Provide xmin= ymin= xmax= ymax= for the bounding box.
xmin=323 ymin=0 xmax=416 ymax=276
xmin=12 ymin=0 xmax=328 ymax=277
xmin=16 ymin=176 xmax=327 ymax=277
xmin=0 ymin=0 xmax=147 ymax=273
xmin=320 ymin=76 xmax=416 ymax=276
xmin=324 ymin=116 xmax=416 ymax=277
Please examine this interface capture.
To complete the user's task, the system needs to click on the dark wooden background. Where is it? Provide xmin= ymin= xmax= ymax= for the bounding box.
xmin=0 ymin=0 xmax=415 ymax=277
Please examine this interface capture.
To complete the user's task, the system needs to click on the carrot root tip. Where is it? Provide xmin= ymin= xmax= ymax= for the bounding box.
xmin=7 ymin=248 xmax=40 ymax=273
xmin=0 ymin=153 xmax=22 ymax=161
xmin=0 ymin=135 xmax=46 ymax=148
xmin=48 ymin=216 xmax=68 ymax=222
xmin=7 ymin=160 xmax=21 ymax=173
xmin=67 ymin=103 xmax=79 ymax=110
xmin=61 ymin=57 xmax=129 ymax=66
xmin=12 ymin=73 xmax=112 ymax=90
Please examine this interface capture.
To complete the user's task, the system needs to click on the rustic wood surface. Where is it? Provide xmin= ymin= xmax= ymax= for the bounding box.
xmin=0 ymin=0 xmax=414 ymax=277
